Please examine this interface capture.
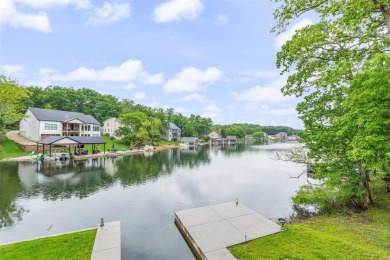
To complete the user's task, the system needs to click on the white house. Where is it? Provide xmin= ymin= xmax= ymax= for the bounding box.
xmin=161 ymin=122 xmax=181 ymax=141
xmin=102 ymin=117 xmax=121 ymax=137
xmin=208 ymin=131 xmax=220 ymax=139
xmin=180 ymin=137 xmax=199 ymax=147
xmin=19 ymin=107 xmax=101 ymax=141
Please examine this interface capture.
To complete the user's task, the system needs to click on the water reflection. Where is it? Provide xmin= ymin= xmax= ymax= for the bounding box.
xmin=0 ymin=143 xmax=305 ymax=259
xmin=0 ymin=162 xmax=25 ymax=228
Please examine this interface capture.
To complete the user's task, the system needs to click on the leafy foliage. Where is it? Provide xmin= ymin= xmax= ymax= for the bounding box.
xmin=0 ymin=76 xmax=30 ymax=131
xmin=272 ymin=0 xmax=390 ymax=210
xmin=27 ymin=86 xmax=120 ymax=123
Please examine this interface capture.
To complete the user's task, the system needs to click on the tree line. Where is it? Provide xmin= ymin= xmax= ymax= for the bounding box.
xmin=0 ymin=77 xmax=300 ymax=145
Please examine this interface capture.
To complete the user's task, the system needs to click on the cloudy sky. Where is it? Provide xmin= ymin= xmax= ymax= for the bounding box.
xmin=0 ymin=0 xmax=313 ymax=128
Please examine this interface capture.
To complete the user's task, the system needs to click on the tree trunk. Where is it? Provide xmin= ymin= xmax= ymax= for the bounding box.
xmin=359 ymin=164 xmax=373 ymax=205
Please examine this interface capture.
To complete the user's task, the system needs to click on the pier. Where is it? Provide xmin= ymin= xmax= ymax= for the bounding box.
xmin=175 ymin=202 xmax=282 ymax=259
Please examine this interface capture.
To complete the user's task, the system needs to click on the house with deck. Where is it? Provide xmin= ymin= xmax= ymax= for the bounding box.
xmin=20 ymin=107 xmax=101 ymax=141
xmin=207 ymin=131 xmax=221 ymax=145
xmin=161 ymin=122 xmax=181 ymax=141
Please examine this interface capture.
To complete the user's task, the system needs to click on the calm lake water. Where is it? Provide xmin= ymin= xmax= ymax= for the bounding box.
xmin=0 ymin=142 xmax=306 ymax=259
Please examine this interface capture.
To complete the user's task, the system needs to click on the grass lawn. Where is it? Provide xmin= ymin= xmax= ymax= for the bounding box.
xmin=230 ymin=179 xmax=390 ymax=259
xmin=85 ymin=137 xmax=180 ymax=152
xmin=85 ymin=135 xmax=130 ymax=152
xmin=0 ymin=229 xmax=97 ymax=260
xmin=0 ymin=138 xmax=27 ymax=160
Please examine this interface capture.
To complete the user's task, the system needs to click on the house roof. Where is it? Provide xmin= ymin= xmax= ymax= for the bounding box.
xmin=37 ymin=136 xmax=106 ymax=145
xmin=169 ymin=122 xmax=180 ymax=130
xmin=29 ymin=107 xmax=100 ymax=125
xmin=181 ymin=137 xmax=198 ymax=142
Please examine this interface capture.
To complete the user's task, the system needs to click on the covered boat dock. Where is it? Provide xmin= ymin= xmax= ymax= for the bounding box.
xmin=36 ymin=136 xmax=106 ymax=159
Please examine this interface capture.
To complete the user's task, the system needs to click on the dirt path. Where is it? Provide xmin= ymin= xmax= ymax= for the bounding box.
xmin=6 ymin=131 xmax=36 ymax=145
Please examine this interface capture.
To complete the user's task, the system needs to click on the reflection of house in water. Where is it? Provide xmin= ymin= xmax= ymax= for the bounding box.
xmin=102 ymin=157 xmax=119 ymax=176
xmin=16 ymin=159 xmax=109 ymax=190
xmin=18 ymin=162 xmax=39 ymax=189
xmin=180 ymin=146 xmax=201 ymax=154
xmin=166 ymin=148 xmax=181 ymax=162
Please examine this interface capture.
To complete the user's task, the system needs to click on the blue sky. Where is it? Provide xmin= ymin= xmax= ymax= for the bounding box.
xmin=0 ymin=0 xmax=313 ymax=128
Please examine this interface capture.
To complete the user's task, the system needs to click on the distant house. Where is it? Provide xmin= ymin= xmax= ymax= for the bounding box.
xmin=162 ymin=123 xmax=181 ymax=141
xmin=275 ymin=132 xmax=288 ymax=141
xmin=19 ymin=107 xmax=101 ymax=141
xmin=226 ymin=136 xmax=237 ymax=144
xmin=245 ymin=134 xmax=253 ymax=140
xmin=180 ymin=137 xmax=199 ymax=147
xmin=288 ymin=135 xmax=299 ymax=141
xmin=208 ymin=131 xmax=221 ymax=139
xmin=207 ymin=131 xmax=221 ymax=144
xmin=102 ymin=117 xmax=121 ymax=137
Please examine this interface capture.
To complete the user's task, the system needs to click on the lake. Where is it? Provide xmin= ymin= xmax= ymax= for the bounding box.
xmin=0 ymin=142 xmax=306 ymax=259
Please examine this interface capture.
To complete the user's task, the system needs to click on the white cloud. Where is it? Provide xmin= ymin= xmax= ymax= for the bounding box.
xmin=237 ymin=85 xmax=286 ymax=102
xmin=275 ymin=18 xmax=313 ymax=49
xmin=46 ymin=59 xmax=163 ymax=85
xmin=175 ymin=106 xmax=190 ymax=115
xmin=86 ymin=2 xmax=131 ymax=26
xmin=124 ymin=83 xmax=136 ymax=90
xmin=0 ymin=64 xmax=24 ymax=74
xmin=14 ymin=0 xmax=92 ymax=9
xmin=244 ymin=69 xmax=280 ymax=79
xmin=259 ymin=105 xmax=296 ymax=116
xmin=153 ymin=0 xmax=204 ymax=23
xmin=179 ymin=93 xmax=205 ymax=102
xmin=202 ymin=103 xmax=220 ymax=118
xmin=235 ymin=78 xmax=291 ymax=103
xmin=215 ymin=14 xmax=228 ymax=24
xmin=134 ymin=92 xmax=146 ymax=100
xmin=244 ymin=103 xmax=259 ymax=111
xmin=164 ymin=66 xmax=222 ymax=93
xmin=139 ymin=73 xmax=164 ymax=85
xmin=0 ymin=0 xmax=51 ymax=33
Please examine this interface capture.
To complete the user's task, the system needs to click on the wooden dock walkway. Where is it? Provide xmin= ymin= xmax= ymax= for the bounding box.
xmin=175 ymin=202 xmax=282 ymax=260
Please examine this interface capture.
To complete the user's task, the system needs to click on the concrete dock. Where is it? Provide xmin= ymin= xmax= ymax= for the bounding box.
xmin=91 ymin=221 xmax=121 ymax=260
xmin=175 ymin=202 xmax=282 ymax=260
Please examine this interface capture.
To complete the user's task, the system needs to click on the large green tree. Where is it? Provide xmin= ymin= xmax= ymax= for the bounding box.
xmin=272 ymin=0 xmax=390 ymax=209
xmin=0 ymin=76 xmax=30 ymax=131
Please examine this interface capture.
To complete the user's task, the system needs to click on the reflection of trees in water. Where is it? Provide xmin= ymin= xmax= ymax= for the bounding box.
xmin=210 ymin=143 xmax=250 ymax=157
xmin=0 ymin=162 xmax=25 ymax=228
xmin=115 ymin=153 xmax=170 ymax=186
xmin=0 ymin=147 xmax=212 ymax=226
xmin=114 ymin=147 xmax=211 ymax=186
xmin=175 ymin=146 xmax=210 ymax=168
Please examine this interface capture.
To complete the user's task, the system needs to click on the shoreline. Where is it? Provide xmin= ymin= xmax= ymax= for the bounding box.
xmin=1 ymin=144 xmax=181 ymax=162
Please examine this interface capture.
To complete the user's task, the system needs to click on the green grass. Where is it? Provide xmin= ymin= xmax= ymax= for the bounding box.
xmin=0 ymin=229 xmax=97 ymax=260
xmin=154 ymin=139 xmax=180 ymax=146
xmin=84 ymin=136 xmax=130 ymax=152
xmin=230 ymin=179 xmax=390 ymax=259
xmin=0 ymin=138 xmax=27 ymax=160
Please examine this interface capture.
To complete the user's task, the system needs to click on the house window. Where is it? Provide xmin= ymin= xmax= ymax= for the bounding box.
xmin=85 ymin=125 xmax=91 ymax=131
xmin=93 ymin=126 xmax=100 ymax=131
xmin=45 ymin=123 xmax=57 ymax=130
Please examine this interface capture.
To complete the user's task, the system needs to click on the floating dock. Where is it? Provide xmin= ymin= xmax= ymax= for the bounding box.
xmin=175 ymin=202 xmax=282 ymax=260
